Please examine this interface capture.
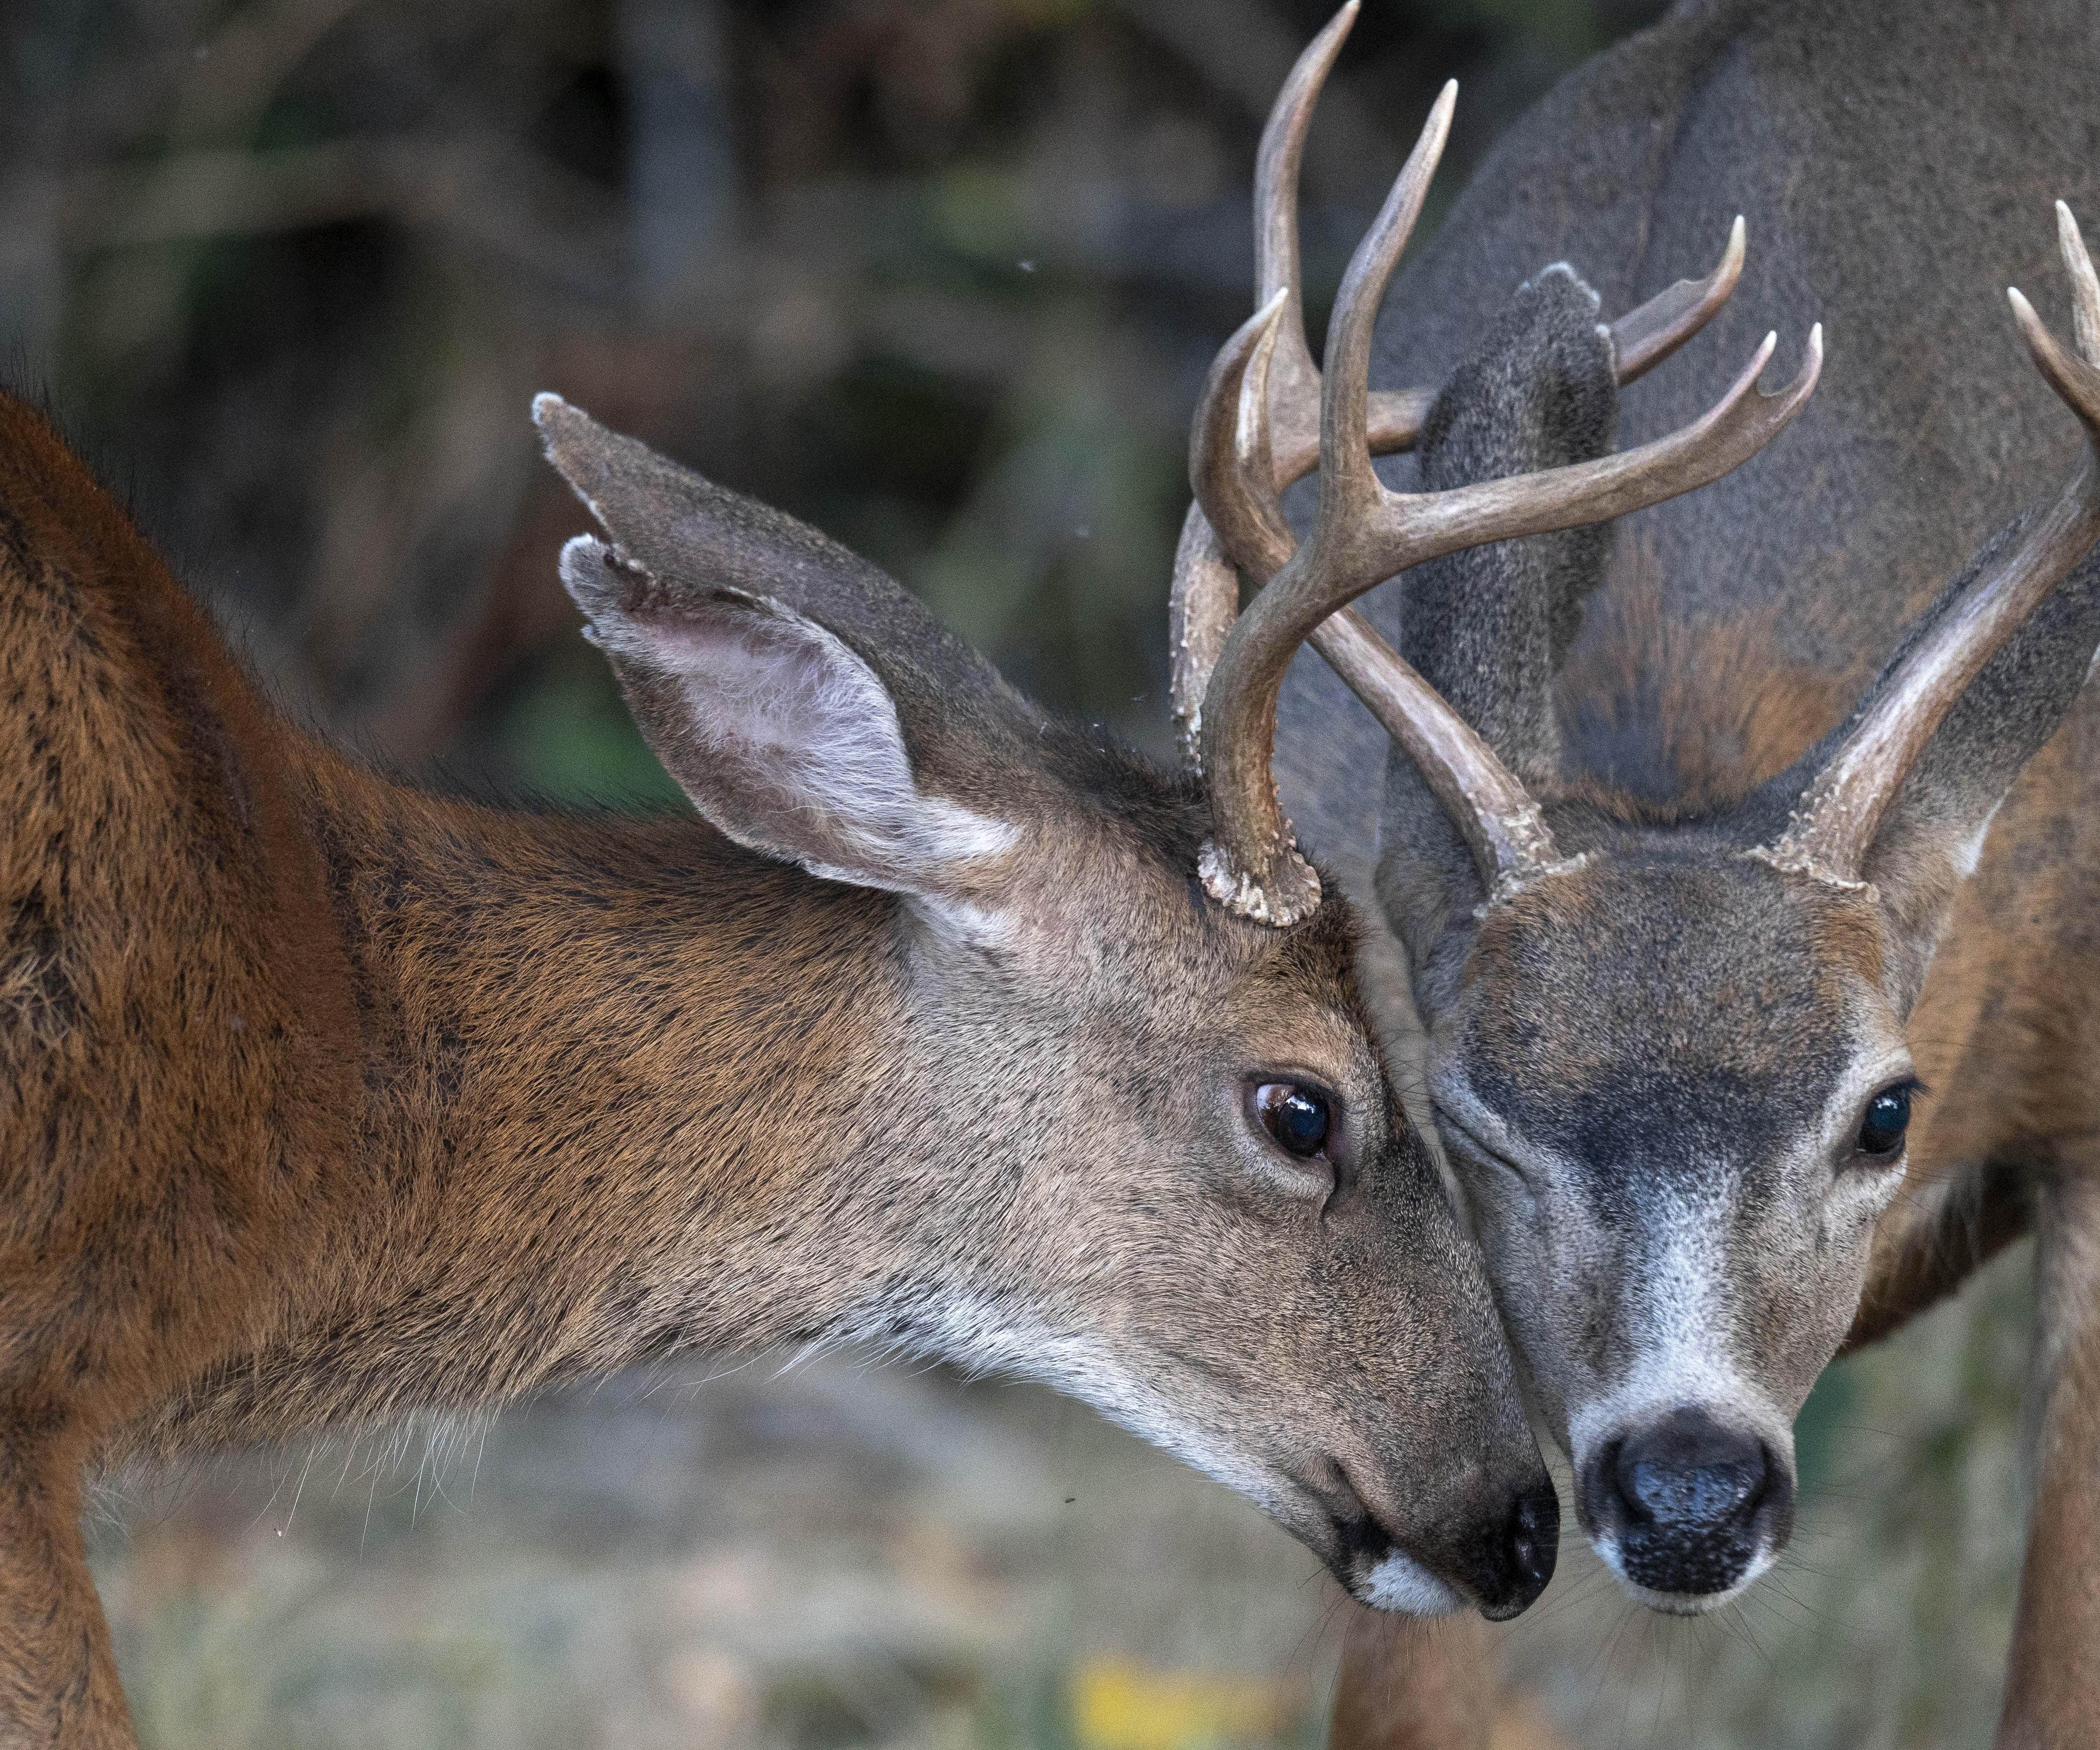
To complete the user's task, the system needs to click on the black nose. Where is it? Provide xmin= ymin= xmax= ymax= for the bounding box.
xmin=1476 ymin=1480 xmax=1559 ymax=1621
xmin=1587 ymin=1407 xmax=1793 ymax=1598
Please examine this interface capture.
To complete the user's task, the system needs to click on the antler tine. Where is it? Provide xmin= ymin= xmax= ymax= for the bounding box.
xmin=1197 ymin=292 xmax=1297 ymax=580
xmin=1253 ymin=0 xmax=1354 ymax=456
xmin=2009 ymin=202 xmax=2100 ymax=431
xmin=2061 ymin=198 xmax=2100 ymax=366
xmin=1249 ymin=7 xmax=1477 ymax=494
xmin=1199 ymin=144 xmax=1820 ymax=911
xmin=1170 ymin=0 xmax=1355 ymax=777
xmin=1769 ymin=204 xmax=2100 ymax=885
xmin=1320 ymin=84 xmax=1459 ymax=504
xmin=1270 ymin=218 xmax=1751 ymax=487
xmin=1612 ymin=214 xmax=1747 ymax=384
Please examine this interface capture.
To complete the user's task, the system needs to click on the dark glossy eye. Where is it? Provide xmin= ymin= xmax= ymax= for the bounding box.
xmin=1255 ymin=1083 xmax=1331 ymax=1158
xmin=1855 ymin=1084 xmax=1912 ymax=1159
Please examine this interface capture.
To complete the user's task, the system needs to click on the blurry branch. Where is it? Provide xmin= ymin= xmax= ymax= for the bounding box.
xmin=5 ymin=136 xmax=621 ymax=297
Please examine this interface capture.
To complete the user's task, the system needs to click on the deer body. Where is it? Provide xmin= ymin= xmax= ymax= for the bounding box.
xmin=0 ymin=385 xmax=1561 ymax=1746
xmin=1214 ymin=0 xmax=2100 ymax=1741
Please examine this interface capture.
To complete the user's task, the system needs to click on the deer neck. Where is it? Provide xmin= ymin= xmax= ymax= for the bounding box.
xmin=143 ymin=742 xmax=977 ymax=1453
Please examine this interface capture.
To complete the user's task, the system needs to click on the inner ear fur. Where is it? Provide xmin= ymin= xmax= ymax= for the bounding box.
xmin=559 ymin=537 xmax=1019 ymax=898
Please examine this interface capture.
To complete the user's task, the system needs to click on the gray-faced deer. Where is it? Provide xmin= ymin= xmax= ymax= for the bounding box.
xmin=1178 ymin=3 xmax=2100 ymax=1743
xmin=0 ymin=373 xmax=1576 ymax=1745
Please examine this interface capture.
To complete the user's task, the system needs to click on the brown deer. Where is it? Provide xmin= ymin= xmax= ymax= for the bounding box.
xmin=0 ymin=363 xmax=1587 ymax=1746
xmin=1174 ymin=2 xmax=2100 ymax=1744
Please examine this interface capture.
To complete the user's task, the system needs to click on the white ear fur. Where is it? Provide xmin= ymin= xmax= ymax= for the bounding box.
xmin=560 ymin=535 xmax=1018 ymax=895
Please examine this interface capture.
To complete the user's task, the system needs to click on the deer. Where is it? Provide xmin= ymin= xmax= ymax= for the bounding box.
xmin=0 ymin=353 xmax=1599 ymax=1747
xmin=1169 ymin=2 xmax=2100 ymax=1744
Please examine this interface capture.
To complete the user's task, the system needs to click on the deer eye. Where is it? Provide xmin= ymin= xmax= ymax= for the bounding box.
xmin=1254 ymin=1083 xmax=1331 ymax=1158
xmin=1854 ymin=1083 xmax=1914 ymax=1160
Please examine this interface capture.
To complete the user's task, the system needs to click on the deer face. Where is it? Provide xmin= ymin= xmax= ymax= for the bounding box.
xmin=532 ymin=397 xmax=1558 ymax=1623
xmin=1183 ymin=6 xmax=2100 ymax=1628
xmin=903 ymin=839 xmax=1557 ymax=1619
xmin=1421 ymin=853 xmax=1908 ymax=1608
xmin=1345 ymin=202 xmax=2100 ymax=1611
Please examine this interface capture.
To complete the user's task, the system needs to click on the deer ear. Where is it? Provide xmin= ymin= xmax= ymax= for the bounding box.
xmin=558 ymin=535 xmax=1018 ymax=899
xmin=1404 ymin=262 xmax=1619 ymax=777
xmin=561 ymin=536 xmax=1022 ymax=898
xmin=1378 ymin=265 xmax=1620 ymax=978
xmin=535 ymin=393 xmax=1031 ymax=912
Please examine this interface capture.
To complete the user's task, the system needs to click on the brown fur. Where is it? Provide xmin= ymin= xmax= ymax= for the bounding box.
xmin=0 ymin=388 xmax=1556 ymax=1746
xmin=1557 ymin=554 xmax=1857 ymax=815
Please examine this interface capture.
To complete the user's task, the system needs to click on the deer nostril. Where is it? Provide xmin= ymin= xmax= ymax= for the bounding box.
xmin=1509 ymin=1485 xmax=1559 ymax=1593
xmin=1476 ymin=1481 xmax=1558 ymax=1620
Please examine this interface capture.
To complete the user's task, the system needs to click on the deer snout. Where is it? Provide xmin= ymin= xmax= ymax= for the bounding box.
xmin=1580 ymin=1406 xmax=1794 ymax=1608
xmin=1334 ymin=1476 xmax=1558 ymax=1620
xmin=1478 ymin=1480 xmax=1561 ymax=1620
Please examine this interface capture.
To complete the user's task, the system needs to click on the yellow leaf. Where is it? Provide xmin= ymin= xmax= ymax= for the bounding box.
xmin=1069 ymin=1658 xmax=1287 ymax=1750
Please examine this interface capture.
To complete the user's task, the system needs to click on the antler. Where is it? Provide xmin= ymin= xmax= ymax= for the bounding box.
xmin=1236 ymin=3 xmax=1750 ymax=496
xmin=1761 ymin=203 xmax=2100 ymax=886
xmin=1178 ymin=6 xmax=1820 ymax=923
xmin=1168 ymin=3 xmax=1746 ymax=775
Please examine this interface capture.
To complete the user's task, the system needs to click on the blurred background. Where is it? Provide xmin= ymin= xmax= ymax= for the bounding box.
xmin=0 ymin=0 xmax=2032 ymax=1744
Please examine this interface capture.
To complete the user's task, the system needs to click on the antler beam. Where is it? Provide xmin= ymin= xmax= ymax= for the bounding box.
xmin=1167 ymin=6 xmax=1746 ymax=770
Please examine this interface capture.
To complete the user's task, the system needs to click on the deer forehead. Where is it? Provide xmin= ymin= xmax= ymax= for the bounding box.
xmin=1448 ymin=857 xmax=1892 ymax=1169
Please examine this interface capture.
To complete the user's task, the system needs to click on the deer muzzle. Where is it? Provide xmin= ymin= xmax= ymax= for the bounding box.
xmin=1578 ymin=1406 xmax=1796 ymax=1608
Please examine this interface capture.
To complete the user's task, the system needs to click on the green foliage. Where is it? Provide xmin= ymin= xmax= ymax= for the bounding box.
xmin=495 ymin=656 xmax=687 ymax=811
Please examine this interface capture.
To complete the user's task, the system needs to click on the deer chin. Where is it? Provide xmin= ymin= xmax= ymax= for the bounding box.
xmin=1350 ymin=1547 xmax=1466 ymax=1615
xmin=1590 ymin=1532 xmax=1780 ymax=1617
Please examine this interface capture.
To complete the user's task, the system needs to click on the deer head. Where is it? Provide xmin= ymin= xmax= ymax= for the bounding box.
xmin=1189 ymin=6 xmax=2100 ymax=1612
xmin=528 ymin=396 xmax=1554 ymax=1617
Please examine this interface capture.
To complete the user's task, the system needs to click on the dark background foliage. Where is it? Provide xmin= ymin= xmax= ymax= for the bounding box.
xmin=3 ymin=0 xmax=1664 ymax=800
